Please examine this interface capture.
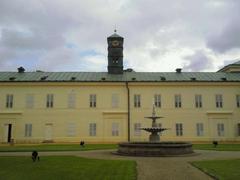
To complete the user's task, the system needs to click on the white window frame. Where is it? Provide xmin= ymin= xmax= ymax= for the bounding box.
xmin=67 ymin=122 xmax=76 ymax=137
xmin=112 ymin=94 xmax=119 ymax=108
xmin=196 ymin=123 xmax=204 ymax=136
xmin=25 ymin=124 xmax=32 ymax=137
xmin=6 ymin=94 xmax=13 ymax=108
xmin=26 ymin=94 xmax=34 ymax=109
xmin=90 ymin=94 xmax=96 ymax=108
xmin=216 ymin=94 xmax=223 ymax=108
xmin=236 ymin=95 xmax=240 ymax=108
xmin=134 ymin=94 xmax=141 ymax=108
xmin=89 ymin=123 xmax=96 ymax=136
xmin=112 ymin=122 xmax=119 ymax=136
xmin=238 ymin=123 xmax=240 ymax=136
xmin=46 ymin=94 xmax=54 ymax=108
xmin=195 ymin=94 xmax=202 ymax=108
xmin=68 ymin=93 xmax=76 ymax=109
xmin=157 ymin=123 xmax=162 ymax=128
xmin=154 ymin=94 xmax=161 ymax=108
xmin=217 ymin=123 xmax=224 ymax=136
xmin=134 ymin=123 xmax=141 ymax=136
xmin=175 ymin=94 xmax=182 ymax=108
xmin=176 ymin=123 xmax=183 ymax=136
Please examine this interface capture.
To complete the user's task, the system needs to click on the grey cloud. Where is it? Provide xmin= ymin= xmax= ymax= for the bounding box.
xmin=183 ymin=50 xmax=214 ymax=72
xmin=0 ymin=0 xmax=240 ymax=72
xmin=1 ymin=28 xmax=65 ymax=50
xmin=207 ymin=21 xmax=240 ymax=53
xmin=206 ymin=1 xmax=240 ymax=53
xmin=36 ymin=47 xmax=78 ymax=71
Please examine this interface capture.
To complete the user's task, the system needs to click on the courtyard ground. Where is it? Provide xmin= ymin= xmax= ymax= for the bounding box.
xmin=1 ymin=149 xmax=240 ymax=180
xmin=0 ymin=156 xmax=136 ymax=180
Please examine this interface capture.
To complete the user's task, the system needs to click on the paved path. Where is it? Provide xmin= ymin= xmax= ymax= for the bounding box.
xmin=1 ymin=150 xmax=240 ymax=180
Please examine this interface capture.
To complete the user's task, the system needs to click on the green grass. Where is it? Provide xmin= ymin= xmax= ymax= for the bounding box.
xmin=0 ymin=144 xmax=117 ymax=152
xmin=192 ymin=159 xmax=240 ymax=180
xmin=193 ymin=144 xmax=240 ymax=151
xmin=0 ymin=156 xmax=136 ymax=180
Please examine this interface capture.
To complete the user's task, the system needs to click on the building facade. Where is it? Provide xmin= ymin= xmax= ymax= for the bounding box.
xmin=0 ymin=32 xmax=240 ymax=143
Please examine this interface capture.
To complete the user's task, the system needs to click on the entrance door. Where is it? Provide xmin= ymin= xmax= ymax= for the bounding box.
xmin=45 ymin=124 xmax=53 ymax=141
xmin=4 ymin=124 xmax=12 ymax=143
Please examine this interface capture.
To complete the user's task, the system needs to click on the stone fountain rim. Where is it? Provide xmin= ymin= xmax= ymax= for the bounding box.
xmin=118 ymin=141 xmax=193 ymax=148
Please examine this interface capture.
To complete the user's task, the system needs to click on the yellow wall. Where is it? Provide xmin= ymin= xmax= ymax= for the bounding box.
xmin=0 ymin=82 xmax=239 ymax=143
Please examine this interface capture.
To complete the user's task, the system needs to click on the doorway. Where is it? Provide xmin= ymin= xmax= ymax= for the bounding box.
xmin=45 ymin=124 xmax=53 ymax=141
xmin=4 ymin=124 xmax=12 ymax=143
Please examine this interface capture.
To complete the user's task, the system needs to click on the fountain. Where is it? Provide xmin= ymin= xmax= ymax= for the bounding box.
xmin=141 ymin=104 xmax=168 ymax=142
xmin=117 ymin=105 xmax=194 ymax=156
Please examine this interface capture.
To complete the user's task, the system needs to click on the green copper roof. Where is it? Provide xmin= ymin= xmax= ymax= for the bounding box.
xmin=218 ymin=60 xmax=240 ymax=72
xmin=108 ymin=33 xmax=122 ymax=38
xmin=0 ymin=71 xmax=240 ymax=82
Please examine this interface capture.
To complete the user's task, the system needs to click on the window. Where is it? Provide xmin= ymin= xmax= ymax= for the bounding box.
xmin=67 ymin=123 xmax=76 ymax=136
xmin=89 ymin=123 xmax=96 ymax=136
xmin=238 ymin=123 xmax=240 ymax=136
xmin=154 ymin=94 xmax=161 ymax=108
xmin=6 ymin=94 xmax=13 ymax=108
xmin=46 ymin=94 xmax=54 ymax=108
xmin=157 ymin=123 xmax=162 ymax=134
xmin=25 ymin=124 xmax=32 ymax=137
xmin=68 ymin=93 xmax=76 ymax=109
xmin=236 ymin=95 xmax=240 ymax=108
xmin=134 ymin=123 xmax=141 ymax=136
xmin=176 ymin=123 xmax=183 ymax=136
xmin=175 ymin=94 xmax=182 ymax=108
xmin=90 ymin=94 xmax=96 ymax=108
xmin=196 ymin=123 xmax=204 ymax=136
xmin=134 ymin=94 xmax=141 ymax=107
xmin=216 ymin=94 xmax=223 ymax=108
xmin=195 ymin=95 xmax=202 ymax=108
xmin=217 ymin=123 xmax=224 ymax=136
xmin=26 ymin=94 xmax=34 ymax=109
xmin=112 ymin=94 xmax=119 ymax=108
xmin=112 ymin=123 xmax=119 ymax=136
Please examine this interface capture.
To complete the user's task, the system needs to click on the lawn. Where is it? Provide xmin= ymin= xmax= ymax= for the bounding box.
xmin=0 ymin=156 xmax=136 ymax=180
xmin=192 ymin=159 xmax=240 ymax=180
xmin=0 ymin=144 xmax=117 ymax=152
xmin=192 ymin=144 xmax=240 ymax=151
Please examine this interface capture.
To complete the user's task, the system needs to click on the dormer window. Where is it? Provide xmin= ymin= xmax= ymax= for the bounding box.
xmin=9 ymin=77 xmax=16 ymax=81
xmin=41 ymin=76 xmax=48 ymax=80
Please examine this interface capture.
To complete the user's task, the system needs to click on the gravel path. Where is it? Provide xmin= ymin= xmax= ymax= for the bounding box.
xmin=1 ymin=150 xmax=240 ymax=180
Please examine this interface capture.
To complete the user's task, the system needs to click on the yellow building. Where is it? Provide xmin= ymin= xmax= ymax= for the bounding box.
xmin=0 ymin=32 xmax=240 ymax=144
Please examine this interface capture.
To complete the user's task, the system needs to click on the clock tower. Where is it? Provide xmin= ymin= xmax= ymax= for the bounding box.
xmin=107 ymin=30 xmax=124 ymax=74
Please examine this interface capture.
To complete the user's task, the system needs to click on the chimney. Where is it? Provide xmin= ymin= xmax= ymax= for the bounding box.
xmin=18 ymin=67 xmax=25 ymax=73
xmin=176 ymin=68 xmax=182 ymax=73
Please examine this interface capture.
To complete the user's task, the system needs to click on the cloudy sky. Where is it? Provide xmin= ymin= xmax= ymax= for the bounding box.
xmin=0 ymin=0 xmax=240 ymax=72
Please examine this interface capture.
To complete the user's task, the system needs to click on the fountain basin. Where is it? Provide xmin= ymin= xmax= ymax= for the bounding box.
xmin=117 ymin=142 xmax=194 ymax=156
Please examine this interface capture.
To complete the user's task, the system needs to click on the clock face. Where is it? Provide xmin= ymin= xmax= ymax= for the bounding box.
xmin=112 ymin=40 xmax=119 ymax=47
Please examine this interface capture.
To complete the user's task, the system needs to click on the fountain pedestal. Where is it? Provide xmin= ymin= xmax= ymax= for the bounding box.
xmin=149 ymin=132 xmax=159 ymax=142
